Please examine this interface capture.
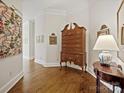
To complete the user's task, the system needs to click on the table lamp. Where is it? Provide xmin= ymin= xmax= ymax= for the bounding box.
xmin=93 ymin=35 xmax=119 ymax=66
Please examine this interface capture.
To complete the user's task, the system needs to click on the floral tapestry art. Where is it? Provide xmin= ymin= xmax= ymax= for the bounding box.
xmin=0 ymin=0 xmax=22 ymax=59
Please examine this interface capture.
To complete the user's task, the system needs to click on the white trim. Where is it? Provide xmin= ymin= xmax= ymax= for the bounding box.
xmin=43 ymin=62 xmax=60 ymax=67
xmin=23 ymin=56 xmax=34 ymax=60
xmin=34 ymin=59 xmax=60 ymax=67
xmin=65 ymin=62 xmax=82 ymax=70
xmin=23 ymin=56 xmax=30 ymax=60
xmin=0 ymin=71 xmax=24 ymax=93
xmin=87 ymin=67 xmax=96 ymax=77
xmin=35 ymin=59 xmax=85 ymax=69
xmin=34 ymin=59 xmax=45 ymax=66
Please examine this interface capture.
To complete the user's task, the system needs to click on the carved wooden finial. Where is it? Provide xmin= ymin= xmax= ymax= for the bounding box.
xmin=61 ymin=24 xmax=69 ymax=32
xmin=73 ymin=23 xmax=86 ymax=31
xmin=73 ymin=23 xmax=78 ymax=28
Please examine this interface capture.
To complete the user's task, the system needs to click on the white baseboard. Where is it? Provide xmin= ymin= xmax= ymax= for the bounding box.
xmin=64 ymin=62 xmax=82 ymax=70
xmin=23 ymin=56 xmax=30 ymax=60
xmin=35 ymin=59 xmax=84 ymax=69
xmin=23 ymin=56 xmax=34 ymax=60
xmin=87 ymin=67 xmax=96 ymax=78
xmin=34 ymin=59 xmax=46 ymax=66
xmin=43 ymin=62 xmax=60 ymax=67
xmin=0 ymin=71 xmax=24 ymax=93
xmin=35 ymin=59 xmax=60 ymax=67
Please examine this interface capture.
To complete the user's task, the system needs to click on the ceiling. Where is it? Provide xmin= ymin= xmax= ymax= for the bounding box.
xmin=23 ymin=0 xmax=89 ymax=9
xmin=22 ymin=0 xmax=89 ymax=19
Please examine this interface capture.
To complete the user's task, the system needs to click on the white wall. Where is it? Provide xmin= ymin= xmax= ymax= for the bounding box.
xmin=3 ymin=0 xmax=22 ymax=14
xmin=45 ymin=13 xmax=67 ymax=63
xmin=23 ymin=0 xmax=90 ymax=67
xmin=34 ymin=13 xmax=47 ymax=64
xmin=23 ymin=20 xmax=35 ymax=60
xmin=23 ymin=21 xmax=30 ymax=59
xmin=34 ymin=4 xmax=90 ymax=67
xmin=0 ymin=0 xmax=23 ymax=93
xmin=89 ymin=0 xmax=124 ymax=92
xmin=89 ymin=0 xmax=123 ymax=71
xmin=34 ymin=11 xmax=67 ymax=66
xmin=29 ymin=20 xmax=35 ymax=59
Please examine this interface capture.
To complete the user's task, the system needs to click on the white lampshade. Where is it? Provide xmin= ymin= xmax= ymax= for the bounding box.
xmin=93 ymin=35 xmax=119 ymax=51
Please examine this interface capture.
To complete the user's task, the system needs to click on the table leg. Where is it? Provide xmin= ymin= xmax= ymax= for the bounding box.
xmin=121 ymin=89 xmax=124 ymax=93
xmin=113 ymin=85 xmax=115 ymax=93
xmin=96 ymin=71 xmax=100 ymax=93
xmin=65 ymin=62 xmax=67 ymax=67
xmin=60 ymin=62 xmax=62 ymax=68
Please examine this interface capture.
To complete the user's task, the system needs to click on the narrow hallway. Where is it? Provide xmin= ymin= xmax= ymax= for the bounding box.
xmin=8 ymin=60 xmax=111 ymax=93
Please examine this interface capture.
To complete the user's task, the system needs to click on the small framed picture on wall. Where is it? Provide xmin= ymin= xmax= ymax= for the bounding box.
xmin=49 ymin=33 xmax=57 ymax=45
xmin=97 ymin=25 xmax=110 ymax=37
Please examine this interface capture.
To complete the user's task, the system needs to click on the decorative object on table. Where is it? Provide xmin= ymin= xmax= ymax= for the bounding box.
xmin=93 ymin=35 xmax=119 ymax=66
xmin=60 ymin=23 xmax=87 ymax=71
xmin=97 ymin=25 xmax=110 ymax=37
xmin=117 ymin=0 xmax=124 ymax=62
xmin=49 ymin=33 xmax=57 ymax=45
xmin=0 ymin=0 xmax=22 ymax=59
xmin=93 ymin=62 xmax=124 ymax=93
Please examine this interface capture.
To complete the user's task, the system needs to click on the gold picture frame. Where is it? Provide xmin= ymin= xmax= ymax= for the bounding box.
xmin=97 ymin=25 xmax=110 ymax=37
xmin=49 ymin=33 xmax=57 ymax=45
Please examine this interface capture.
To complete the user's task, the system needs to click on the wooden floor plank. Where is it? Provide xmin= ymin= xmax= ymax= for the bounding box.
xmin=8 ymin=60 xmax=111 ymax=93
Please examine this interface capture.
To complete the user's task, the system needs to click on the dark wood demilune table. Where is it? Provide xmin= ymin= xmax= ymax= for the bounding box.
xmin=93 ymin=62 xmax=124 ymax=93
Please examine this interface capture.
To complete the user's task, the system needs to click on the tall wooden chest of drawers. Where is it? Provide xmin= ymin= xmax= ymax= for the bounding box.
xmin=60 ymin=23 xmax=87 ymax=71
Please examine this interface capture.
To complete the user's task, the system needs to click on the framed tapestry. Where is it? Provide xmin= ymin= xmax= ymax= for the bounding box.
xmin=0 ymin=0 xmax=22 ymax=58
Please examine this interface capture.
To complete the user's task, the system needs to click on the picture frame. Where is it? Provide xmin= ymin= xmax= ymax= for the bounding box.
xmin=49 ymin=33 xmax=57 ymax=45
xmin=97 ymin=25 xmax=110 ymax=37
xmin=117 ymin=0 xmax=124 ymax=62
xmin=121 ymin=26 xmax=124 ymax=45
xmin=0 ymin=0 xmax=22 ymax=59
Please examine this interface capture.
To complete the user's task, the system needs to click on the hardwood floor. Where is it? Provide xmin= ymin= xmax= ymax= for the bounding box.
xmin=8 ymin=60 xmax=111 ymax=93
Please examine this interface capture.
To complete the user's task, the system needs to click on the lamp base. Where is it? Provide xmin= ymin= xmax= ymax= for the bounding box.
xmin=100 ymin=63 xmax=110 ymax=67
xmin=99 ymin=51 xmax=112 ymax=65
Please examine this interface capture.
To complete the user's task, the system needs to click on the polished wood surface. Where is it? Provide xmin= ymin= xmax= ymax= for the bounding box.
xmin=60 ymin=23 xmax=86 ymax=71
xmin=93 ymin=62 xmax=124 ymax=78
xmin=93 ymin=62 xmax=124 ymax=93
xmin=8 ymin=60 xmax=111 ymax=93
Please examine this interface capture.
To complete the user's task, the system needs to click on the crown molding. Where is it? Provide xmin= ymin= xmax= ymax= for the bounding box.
xmin=44 ymin=9 xmax=67 ymax=16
